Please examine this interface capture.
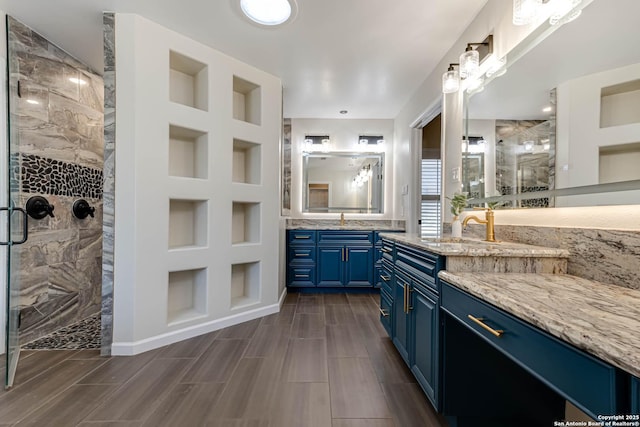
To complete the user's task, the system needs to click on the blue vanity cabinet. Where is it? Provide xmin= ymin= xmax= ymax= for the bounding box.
xmin=286 ymin=230 xmax=317 ymax=287
xmin=386 ymin=242 xmax=445 ymax=410
xmin=440 ymin=280 xmax=626 ymax=423
xmin=378 ymin=238 xmax=395 ymax=336
xmin=316 ymin=230 xmax=374 ymax=287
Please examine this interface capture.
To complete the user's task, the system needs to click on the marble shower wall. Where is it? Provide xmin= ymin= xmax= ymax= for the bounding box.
xmin=7 ymin=17 xmax=104 ymax=345
xmin=464 ymin=224 xmax=640 ymax=290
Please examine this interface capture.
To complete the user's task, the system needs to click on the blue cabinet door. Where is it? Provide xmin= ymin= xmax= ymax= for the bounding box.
xmin=392 ymin=274 xmax=410 ymax=364
xmin=411 ymin=286 xmax=439 ymax=409
xmin=344 ymin=246 xmax=373 ymax=286
xmin=317 ymin=246 xmax=344 ymax=287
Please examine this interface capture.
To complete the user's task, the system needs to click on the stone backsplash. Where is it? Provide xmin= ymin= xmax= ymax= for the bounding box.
xmin=462 ymin=223 xmax=640 ymax=290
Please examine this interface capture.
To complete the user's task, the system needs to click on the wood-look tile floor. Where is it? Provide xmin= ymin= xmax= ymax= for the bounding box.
xmin=0 ymin=292 xmax=449 ymax=427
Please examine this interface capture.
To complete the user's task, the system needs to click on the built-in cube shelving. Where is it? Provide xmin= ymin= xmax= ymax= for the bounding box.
xmin=170 ymin=50 xmax=208 ymax=111
xmin=232 ymin=139 xmax=261 ymax=184
xmin=232 ymin=202 xmax=260 ymax=244
xmin=168 ymin=268 xmax=207 ymax=324
xmin=169 ymin=199 xmax=208 ymax=249
xmin=600 ymin=79 xmax=640 ymax=128
xmin=231 ymin=262 xmax=260 ymax=308
xmin=599 ymin=142 xmax=640 ymax=183
xmin=233 ymin=76 xmax=261 ymax=125
xmin=169 ymin=125 xmax=208 ymax=178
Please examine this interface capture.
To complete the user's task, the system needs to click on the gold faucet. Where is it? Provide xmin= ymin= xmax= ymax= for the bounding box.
xmin=462 ymin=207 xmax=496 ymax=242
xmin=340 ymin=212 xmax=345 ymax=226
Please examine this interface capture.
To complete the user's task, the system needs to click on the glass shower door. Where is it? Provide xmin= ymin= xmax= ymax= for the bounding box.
xmin=4 ymin=16 xmax=29 ymax=389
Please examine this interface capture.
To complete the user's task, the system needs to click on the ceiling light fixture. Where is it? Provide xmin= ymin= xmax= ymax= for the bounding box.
xmin=513 ymin=0 xmax=543 ymax=25
xmin=239 ymin=0 xmax=295 ymax=26
xmin=339 ymin=110 xmax=348 ymax=115
xmin=459 ymin=37 xmax=493 ymax=79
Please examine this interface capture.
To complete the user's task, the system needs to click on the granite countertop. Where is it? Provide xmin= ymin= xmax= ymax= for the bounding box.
xmin=379 ymin=232 xmax=569 ymax=258
xmin=287 ymin=219 xmax=405 ymax=231
xmin=439 ymin=271 xmax=640 ymax=378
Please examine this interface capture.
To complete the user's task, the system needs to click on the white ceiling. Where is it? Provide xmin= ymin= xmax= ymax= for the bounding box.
xmin=0 ymin=0 xmax=488 ymax=119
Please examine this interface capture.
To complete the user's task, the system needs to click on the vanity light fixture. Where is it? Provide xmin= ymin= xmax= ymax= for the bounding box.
xmin=358 ymin=135 xmax=385 ymax=146
xmin=513 ymin=0 xmax=543 ymax=25
xmin=303 ymin=135 xmax=331 ymax=153
xmin=549 ymin=0 xmax=582 ymax=26
xmin=459 ymin=46 xmax=480 ymax=79
xmin=442 ymin=64 xmax=460 ymax=94
xmin=524 ymin=141 xmax=534 ymax=151
xmin=239 ymin=0 xmax=295 ymax=26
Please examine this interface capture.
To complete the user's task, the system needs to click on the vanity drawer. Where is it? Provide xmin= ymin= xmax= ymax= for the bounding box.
xmin=441 ymin=282 xmax=622 ymax=418
xmin=318 ymin=230 xmax=373 ymax=245
xmin=379 ymin=260 xmax=394 ymax=296
xmin=380 ymin=288 xmax=393 ymax=336
xmin=396 ymin=243 xmax=441 ymax=281
xmin=288 ymin=230 xmax=317 ymax=245
xmin=381 ymin=239 xmax=394 ymax=262
xmin=288 ymin=246 xmax=316 ymax=264
xmin=287 ymin=266 xmax=316 ymax=287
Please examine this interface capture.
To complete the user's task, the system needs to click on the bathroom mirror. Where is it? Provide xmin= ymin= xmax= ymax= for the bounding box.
xmin=463 ymin=0 xmax=640 ymax=208
xmin=303 ymin=152 xmax=384 ymax=213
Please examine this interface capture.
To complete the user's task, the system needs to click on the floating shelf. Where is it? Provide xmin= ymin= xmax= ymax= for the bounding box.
xmin=232 ymin=202 xmax=260 ymax=245
xmin=231 ymin=262 xmax=260 ymax=308
xmin=600 ymin=79 xmax=640 ymax=128
xmin=168 ymin=268 xmax=207 ymax=324
xmin=232 ymin=139 xmax=261 ymax=184
xmin=233 ymin=76 xmax=261 ymax=125
xmin=169 ymin=199 xmax=208 ymax=249
xmin=170 ymin=50 xmax=208 ymax=111
xmin=169 ymin=125 xmax=208 ymax=179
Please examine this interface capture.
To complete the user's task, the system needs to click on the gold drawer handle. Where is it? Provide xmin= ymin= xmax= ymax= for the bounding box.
xmin=295 ymin=274 xmax=309 ymax=278
xmin=295 ymin=253 xmax=310 ymax=257
xmin=294 ymin=235 xmax=311 ymax=239
xmin=379 ymin=308 xmax=390 ymax=317
xmin=468 ymin=315 xmax=504 ymax=338
xmin=381 ymin=248 xmax=392 ymax=253
xmin=380 ymin=275 xmax=391 ymax=282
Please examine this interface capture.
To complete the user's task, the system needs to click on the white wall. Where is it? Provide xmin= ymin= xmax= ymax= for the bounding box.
xmin=113 ymin=14 xmax=282 ymax=355
xmin=393 ymin=0 xmax=640 ymax=231
xmin=290 ymin=118 xmax=394 ymax=219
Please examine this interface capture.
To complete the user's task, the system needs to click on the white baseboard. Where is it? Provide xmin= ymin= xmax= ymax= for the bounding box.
xmin=278 ymin=287 xmax=287 ymax=308
xmin=111 ymin=302 xmax=280 ymax=356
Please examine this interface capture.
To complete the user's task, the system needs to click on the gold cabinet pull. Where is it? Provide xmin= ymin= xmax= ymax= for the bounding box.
xmin=379 ymin=308 xmax=390 ymax=317
xmin=295 ymin=253 xmax=309 ymax=257
xmin=380 ymin=275 xmax=391 ymax=282
xmin=341 ymin=248 xmax=345 ymax=261
xmin=381 ymin=248 xmax=392 ymax=253
xmin=295 ymin=274 xmax=309 ymax=278
xmin=294 ymin=235 xmax=311 ymax=239
xmin=407 ymin=288 xmax=413 ymax=311
xmin=467 ymin=315 xmax=504 ymax=338
xmin=346 ymin=248 xmax=349 ymax=262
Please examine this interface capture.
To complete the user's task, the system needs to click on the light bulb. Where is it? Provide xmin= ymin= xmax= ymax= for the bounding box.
xmin=459 ymin=49 xmax=479 ymax=79
xmin=442 ymin=68 xmax=460 ymax=94
xmin=513 ymin=0 xmax=543 ymax=25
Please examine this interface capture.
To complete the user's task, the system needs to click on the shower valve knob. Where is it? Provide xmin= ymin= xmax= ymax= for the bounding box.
xmin=26 ymin=196 xmax=55 ymax=219
xmin=73 ymin=199 xmax=95 ymax=219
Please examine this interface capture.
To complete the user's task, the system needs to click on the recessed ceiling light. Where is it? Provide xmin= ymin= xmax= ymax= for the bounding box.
xmin=240 ymin=0 xmax=294 ymax=26
xmin=340 ymin=110 xmax=348 ymax=115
